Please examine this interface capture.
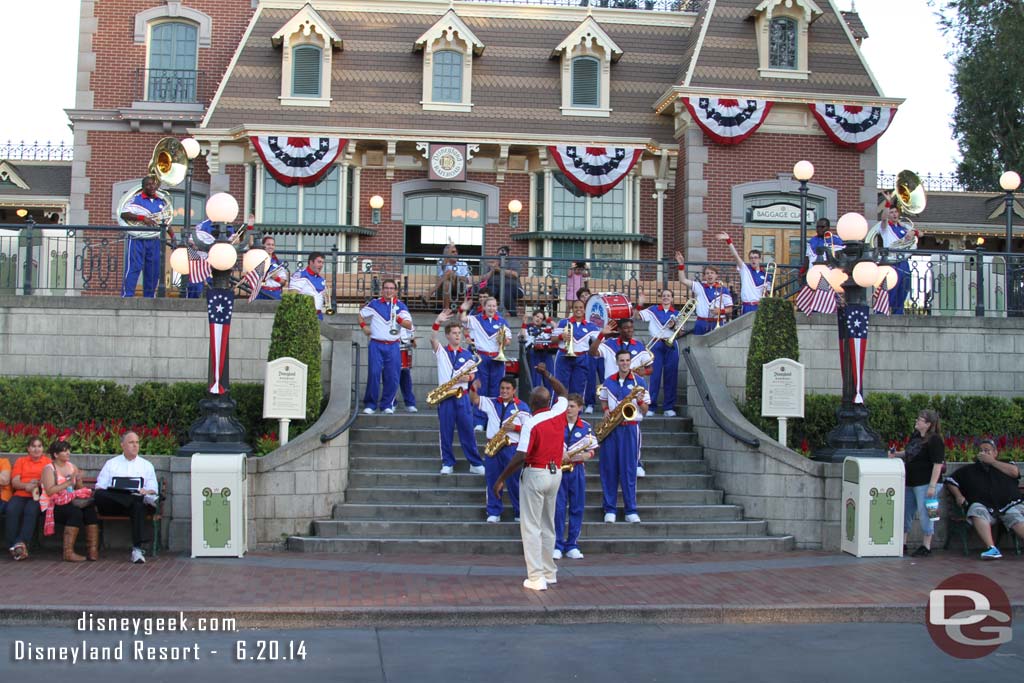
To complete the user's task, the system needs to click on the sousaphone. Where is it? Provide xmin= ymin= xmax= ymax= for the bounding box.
xmin=116 ymin=137 xmax=187 ymax=229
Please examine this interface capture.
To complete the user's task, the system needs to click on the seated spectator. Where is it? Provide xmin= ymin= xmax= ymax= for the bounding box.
xmin=945 ymin=439 xmax=1024 ymax=560
xmin=0 ymin=453 xmax=11 ymax=516
xmin=428 ymin=243 xmax=472 ymax=310
xmin=6 ymin=436 xmax=52 ymax=561
xmin=39 ymin=440 xmax=99 ymax=562
xmin=94 ymin=431 xmax=159 ymax=564
xmin=479 ymin=245 xmax=523 ymax=317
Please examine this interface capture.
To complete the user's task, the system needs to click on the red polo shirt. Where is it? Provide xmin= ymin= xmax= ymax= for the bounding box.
xmin=516 ymin=397 xmax=568 ymax=468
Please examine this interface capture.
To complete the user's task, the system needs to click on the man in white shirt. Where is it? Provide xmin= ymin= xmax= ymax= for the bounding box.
xmin=94 ymin=431 xmax=160 ymax=564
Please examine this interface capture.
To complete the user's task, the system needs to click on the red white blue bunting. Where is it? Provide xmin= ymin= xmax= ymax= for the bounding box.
xmin=683 ymin=97 xmax=774 ymax=145
xmin=251 ymin=136 xmax=347 ymax=187
xmin=808 ymin=104 xmax=896 ymax=152
xmin=548 ymin=145 xmax=643 ymax=197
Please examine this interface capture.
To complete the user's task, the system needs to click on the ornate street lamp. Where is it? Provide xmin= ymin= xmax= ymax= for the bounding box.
xmin=793 ymin=160 xmax=814 ymax=265
xmin=170 ymin=192 xmax=269 ymax=456
xmin=369 ymin=194 xmax=384 ymax=225
xmin=805 ymin=212 xmax=898 ymax=463
xmin=999 ymin=170 xmax=1020 ymax=314
xmin=508 ymin=199 xmax=523 ymax=228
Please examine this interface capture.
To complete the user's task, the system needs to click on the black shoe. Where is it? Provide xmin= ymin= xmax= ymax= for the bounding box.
xmin=911 ymin=546 xmax=931 ymax=558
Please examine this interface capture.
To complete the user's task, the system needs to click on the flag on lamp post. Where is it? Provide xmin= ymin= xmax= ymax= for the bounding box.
xmin=206 ymin=288 xmax=234 ymax=395
xmin=837 ymin=303 xmax=869 ymax=404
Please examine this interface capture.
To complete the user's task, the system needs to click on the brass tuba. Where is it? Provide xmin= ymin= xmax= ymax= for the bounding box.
xmin=595 ymin=384 xmax=645 ymax=442
xmin=117 ymin=137 xmax=186 ymax=230
xmin=885 ymin=170 xmax=927 ymax=249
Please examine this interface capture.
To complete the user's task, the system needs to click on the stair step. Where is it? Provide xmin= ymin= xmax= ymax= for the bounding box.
xmin=350 ymin=455 xmax=708 ymax=474
xmin=287 ymin=535 xmax=797 ymax=555
xmin=331 ymin=503 xmax=743 ymax=522
xmin=343 ymin=487 xmax=725 ymax=505
xmin=311 ymin=519 xmax=768 ymax=538
xmin=347 ymin=472 xmax=715 ymax=489
xmin=350 ymin=430 xmax=696 ymax=446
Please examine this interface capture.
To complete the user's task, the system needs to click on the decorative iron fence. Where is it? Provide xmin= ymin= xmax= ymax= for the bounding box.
xmin=876 ymin=171 xmax=965 ymax=194
xmin=0 ymin=140 xmax=73 ymax=161
xmin=134 ymin=68 xmax=204 ymax=104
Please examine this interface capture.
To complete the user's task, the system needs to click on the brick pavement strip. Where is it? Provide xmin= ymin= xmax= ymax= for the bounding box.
xmin=0 ymin=551 xmax=1021 ymax=628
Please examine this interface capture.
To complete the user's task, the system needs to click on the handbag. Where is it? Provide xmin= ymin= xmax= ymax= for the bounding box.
xmin=72 ymin=496 xmax=95 ymax=509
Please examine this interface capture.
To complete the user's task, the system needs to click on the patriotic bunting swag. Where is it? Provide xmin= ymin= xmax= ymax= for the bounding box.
xmin=206 ymin=288 xmax=234 ymax=395
xmin=837 ymin=303 xmax=869 ymax=405
xmin=683 ymin=97 xmax=773 ymax=145
xmin=548 ymin=145 xmax=643 ymax=197
xmin=809 ymin=104 xmax=896 ymax=152
xmin=251 ymin=136 xmax=347 ymax=187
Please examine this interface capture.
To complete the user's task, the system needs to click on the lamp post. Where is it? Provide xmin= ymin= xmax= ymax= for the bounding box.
xmin=369 ymin=194 xmax=384 ymax=225
xmin=170 ymin=192 xmax=269 ymax=456
xmin=793 ymin=160 xmax=814 ymax=266
xmin=180 ymin=138 xmax=201 ymax=241
xmin=999 ymin=170 xmax=1020 ymax=315
xmin=508 ymin=199 xmax=523 ymax=228
xmin=806 ymin=212 xmax=898 ymax=463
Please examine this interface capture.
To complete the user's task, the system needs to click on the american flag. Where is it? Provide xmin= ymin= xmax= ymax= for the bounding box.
xmin=872 ymin=287 xmax=890 ymax=315
xmin=244 ymin=261 xmax=267 ymax=303
xmin=206 ymin=288 xmax=234 ymax=395
xmin=188 ymin=246 xmax=212 ymax=284
xmin=838 ymin=303 xmax=869 ymax=404
xmin=795 ymin=285 xmax=837 ymax=315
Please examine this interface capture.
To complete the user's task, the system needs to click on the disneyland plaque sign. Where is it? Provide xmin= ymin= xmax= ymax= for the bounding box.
xmin=429 ymin=143 xmax=467 ymax=182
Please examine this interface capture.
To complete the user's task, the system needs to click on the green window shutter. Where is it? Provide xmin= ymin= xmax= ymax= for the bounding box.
xmin=571 ymin=57 xmax=599 ymax=107
xmin=292 ymin=46 xmax=322 ymax=97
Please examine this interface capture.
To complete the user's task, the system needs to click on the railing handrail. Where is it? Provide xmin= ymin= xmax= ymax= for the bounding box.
xmin=682 ymin=345 xmax=760 ymax=448
xmin=320 ymin=341 xmax=362 ymax=443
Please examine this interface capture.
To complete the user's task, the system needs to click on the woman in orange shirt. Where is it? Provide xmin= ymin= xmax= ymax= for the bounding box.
xmin=6 ymin=437 xmax=52 ymax=561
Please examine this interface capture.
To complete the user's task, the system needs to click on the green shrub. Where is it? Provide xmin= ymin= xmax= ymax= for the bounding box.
xmin=744 ymin=297 xmax=799 ymax=415
xmin=267 ymin=291 xmax=322 ymax=432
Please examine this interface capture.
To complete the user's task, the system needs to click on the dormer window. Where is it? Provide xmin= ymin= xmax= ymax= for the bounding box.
xmin=415 ymin=10 xmax=484 ymax=113
xmin=272 ymin=5 xmax=342 ymax=108
xmin=552 ymin=17 xmax=622 ymax=118
xmin=752 ymin=0 xmax=822 ymax=80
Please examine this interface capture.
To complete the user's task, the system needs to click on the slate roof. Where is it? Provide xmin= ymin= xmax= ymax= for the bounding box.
xmin=841 ymin=10 xmax=868 ymax=41
xmin=909 ymin=192 xmax=1024 ymax=232
xmin=0 ymin=162 xmax=72 ymax=197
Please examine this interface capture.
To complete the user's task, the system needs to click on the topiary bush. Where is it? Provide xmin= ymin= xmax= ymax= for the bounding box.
xmin=744 ymin=296 xmax=799 ymax=414
xmin=267 ymin=291 xmax=322 ymax=432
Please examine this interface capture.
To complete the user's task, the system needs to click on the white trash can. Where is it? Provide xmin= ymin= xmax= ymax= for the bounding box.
xmin=840 ymin=457 xmax=905 ymax=557
xmin=190 ymin=454 xmax=248 ymax=558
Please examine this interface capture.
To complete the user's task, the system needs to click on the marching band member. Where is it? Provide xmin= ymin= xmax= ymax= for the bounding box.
xmin=718 ymin=232 xmax=766 ymax=315
xmin=471 ymin=375 xmax=530 ymax=523
xmin=599 ymin=349 xmax=650 ymax=524
xmin=398 ymin=320 xmax=418 ymax=413
xmin=553 ymin=299 xmax=599 ymax=398
xmin=675 ymin=252 xmax=733 ymax=335
xmin=256 ymin=236 xmax=289 ymax=301
xmin=576 ymin=288 xmax=602 ymax=415
xmin=431 ymin=309 xmax=485 ymax=476
xmin=876 ymin=201 xmax=918 ymax=315
xmin=522 ymin=309 xmax=556 ymax=391
xmin=359 ymin=279 xmax=413 ymax=415
xmin=120 ymin=175 xmax=168 ymax=298
xmin=288 ymin=252 xmax=327 ymax=320
xmin=462 ymin=295 xmax=512 ymax=430
xmin=795 ymin=218 xmax=844 ymax=316
xmin=636 ymin=290 xmax=681 ymax=417
xmin=553 ymin=392 xmax=596 ymax=560
xmin=494 ymin=365 xmax=569 ymax=591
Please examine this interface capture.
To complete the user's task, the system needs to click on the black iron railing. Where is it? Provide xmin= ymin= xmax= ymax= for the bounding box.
xmin=877 ymin=171 xmax=965 ymax=194
xmin=136 ymin=68 xmax=203 ymax=104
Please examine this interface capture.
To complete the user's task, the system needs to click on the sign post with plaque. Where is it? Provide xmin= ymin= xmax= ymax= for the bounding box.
xmin=761 ymin=358 xmax=805 ymax=445
xmin=263 ymin=357 xmax=308 ymax=445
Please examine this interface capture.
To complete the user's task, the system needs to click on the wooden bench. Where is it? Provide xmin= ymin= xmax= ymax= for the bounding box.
xmin=83 ymin=476 xmax=168 ymax=557
xmin=942 ymin=478 xmax=1024 ymax=556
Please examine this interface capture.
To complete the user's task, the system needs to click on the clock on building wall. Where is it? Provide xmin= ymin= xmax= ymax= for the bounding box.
xmin=428 ymin=144 xmax=467 ymax=182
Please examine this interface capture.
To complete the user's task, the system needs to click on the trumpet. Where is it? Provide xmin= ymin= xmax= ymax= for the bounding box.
xmin=484 ymin=407 xmax=519 ymax=457
xmin=763 ymin=262 xmax=777 ymax=298
xmin=426 ymin=354 xmax=481 ymax=406
xmin=712 ymin=282 xmax=725 ymax=331
xmin=323 ymin=291 xmax=335 ymax=316
xmin=562 ymin=433 xmax=598 ymax=472
xmin=495 ymin=325 xmax=508 ymax=362
xmin=388 ymin=297 xmax=399 ymax=335
xmin=563 ymin=322 xmax=577 ymax=358
xmin=595 ymin=384 xmax=645 ymax=442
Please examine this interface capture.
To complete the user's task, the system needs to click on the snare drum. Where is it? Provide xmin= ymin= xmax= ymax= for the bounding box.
xmin=586 ymin=292 xmax=634 ymax=328
xmin=401 ymin=346 xmax=413 ymax=370
xmin=504 ymin=358 xmax=520 ymax=376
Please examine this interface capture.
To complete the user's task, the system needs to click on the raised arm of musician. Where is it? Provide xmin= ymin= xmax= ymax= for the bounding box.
xmin=457 ymin=295 xmax=474 ymax=323
xmin=675 ymin=251 xmax=695 ymax=288
xmin=590 ymin=321 xmax=615 ymax=356
xmin=718 ymin=232 xmax=745 ymax=268
xmin=430 ymin=309 xmax=453 ymax=352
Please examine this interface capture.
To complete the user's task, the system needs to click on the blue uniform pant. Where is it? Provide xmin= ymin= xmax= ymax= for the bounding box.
xmin=484 ymin=444 xmax=520 ymax=517
xmin=555 ymin=351 xmax=589 ymax=397
xmin=364 ymin=340 xmax=401 ymax=411
xmin=694 ymin=320 xmax=715 ymax=336
xmin=256 ymin=288 xmax=282 ymax=300
xmin=584 ymin=356 xmax=602 ymax=408
xmin=438 ymin=393 xmax=483 ymax=467
xmin=474 ymin=355 xmax=505 ymax=427
xmin=741 ymin=303 xmax=759 ymax=315
xmin=185 ymin=275 xmax=204 ymax=299
xmin=889 ymin=261 xmax=912 ymax=315
xmin=600 ymin=423 xmax=639 ymax=515
xmin=528 ymin=350 xmax=556 ymax=392
xmin=399 ymin=368 xmax=416 ymax=408
xmin=555 ymin=465 xmax=586 ymax=552
xmin=121 ymin=237 xmax=161 ymax=297
xmin=649 ymin=341 xmax=679 ymax=413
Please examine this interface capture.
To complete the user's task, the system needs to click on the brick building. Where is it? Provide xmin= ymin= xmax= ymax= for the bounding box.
xmin=68 ymin=0 xmax=901 ymax=284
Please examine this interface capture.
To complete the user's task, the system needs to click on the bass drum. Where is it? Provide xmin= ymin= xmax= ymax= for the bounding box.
xmin=585 ymin=292 xmax=633 ymax=328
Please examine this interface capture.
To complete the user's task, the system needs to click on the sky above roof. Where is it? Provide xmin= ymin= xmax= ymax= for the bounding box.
xmin=0 ymin=0 xmax=960 ymax=176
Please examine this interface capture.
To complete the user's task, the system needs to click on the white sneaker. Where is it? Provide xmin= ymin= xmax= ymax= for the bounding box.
xmin=603 ymin=513 xmax=616 ymax=523
xmin=439 ymin=465 xmax=454 ymax=475
xmin=474 ymin=424 xmax=484 ymax=432
xmin=625 ymin=513 xmax=641 ymax=523
xmin=523 ymin=577 xmax=547 ymax=591
xmin=383 ymin=407 xmax=395 ymax=414
xmin=664 ymin=410 xmax=676 ymax=417
xmin=486 ymin=515 xmax=500 ymax=523
xmin=407 ymin=406 xmax=418 ymax=413
xmin=546 ymin=575 xmax=557 ymax=585
xmin=514 ymin=516 xmax=520 ymax=522
xmin=566 ymin=548 xmax=584 ymax=559
xmin=130 ymin=547 xmax=146 ymax=564
xmin=636 ymin=465 xmax=646 ymax=478
xmin=469 ymin=464 xmax=485 ymax=475
xmin=363 ymin=407 xmax=375 ymax=415
xmin=552 ymin=548 xmax=563 ymax=560
xmin=584 ymin=406 xmax=594 ymax=414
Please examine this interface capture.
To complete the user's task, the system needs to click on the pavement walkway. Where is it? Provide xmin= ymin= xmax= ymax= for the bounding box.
xmin=1 ymin=548 xmax=1021 ymax=627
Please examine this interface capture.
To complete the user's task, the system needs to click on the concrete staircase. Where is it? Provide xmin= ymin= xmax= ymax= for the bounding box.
xmin=287 ymin=410 xmax=796 ymax=554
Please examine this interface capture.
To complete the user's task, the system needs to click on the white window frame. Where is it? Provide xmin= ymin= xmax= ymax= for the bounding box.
xmin=552 ymin=17 xmax=622 ymax=118
xmin=752 ymin=0 xmax=822 ymax=80
xmin=415 ymin=9 xmax=484 ymax=113
xmin=254 ymin=163 xmax=347 ymax=253
xmin=271 ymin=5 xmax=342 ymax=108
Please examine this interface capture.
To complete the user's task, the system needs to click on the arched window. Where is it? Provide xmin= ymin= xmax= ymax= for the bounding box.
xmin=571 ymin=57 xmax=600 ymax=107
xmin=292 ymin=45 xmax=322 ymax=97
xmin=148 ymin=21 xmax=198 ymax=102
xmin=769 ymin=17 xmax=797 ymax=69
xmin=432 ymin=50 xmax=464 ymax=103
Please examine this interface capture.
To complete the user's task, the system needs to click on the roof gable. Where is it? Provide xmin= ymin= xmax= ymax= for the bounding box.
xmin=552 ymin=16 xmax=623 ymax=62
xmin=271 ymin=3 xmax=342 ymax=49
xmin=752 ymin=0 xmax=823 ymax=23
xmin=0 ymin=161 xmax=29 ymax=189
xmin=415 ymin=9 xmax=484 ymax=56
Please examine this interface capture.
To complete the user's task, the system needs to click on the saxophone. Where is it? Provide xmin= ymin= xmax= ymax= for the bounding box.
xmin=562 ymin=433 xmax=598 ymax=472
xmin=595 ymin=384 xmax=645 ymax=442
xmin=426 ymin=354 xmax=482 ymax=406
xmin=484 ymin=407 xmax=519 ymax=457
